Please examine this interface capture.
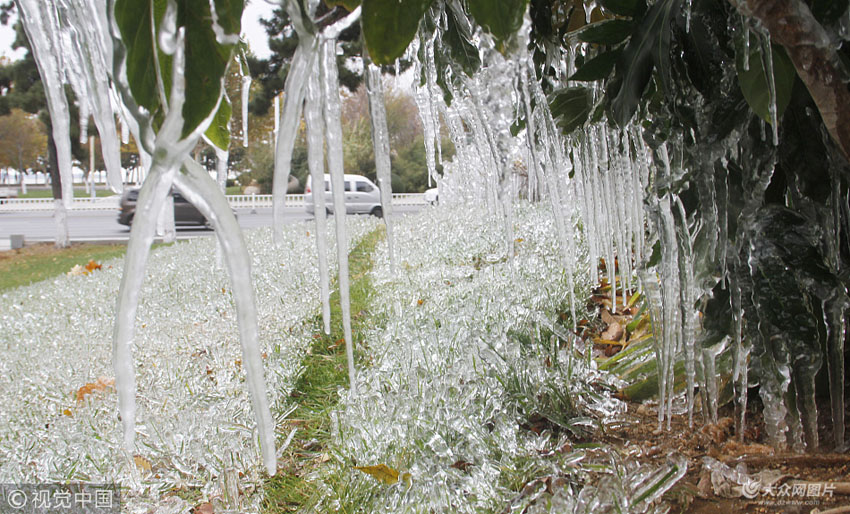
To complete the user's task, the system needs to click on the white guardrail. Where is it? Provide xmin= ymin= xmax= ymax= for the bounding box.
xmin=0 ymin=193 xmax=426 ymax=212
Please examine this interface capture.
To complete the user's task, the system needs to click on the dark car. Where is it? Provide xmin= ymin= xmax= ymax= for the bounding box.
xmin=118 ymin=188 xmax=233 ymax=228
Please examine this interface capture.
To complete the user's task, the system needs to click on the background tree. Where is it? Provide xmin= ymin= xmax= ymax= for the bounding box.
xmin=0 ymin=107 xmax=46 ymax=191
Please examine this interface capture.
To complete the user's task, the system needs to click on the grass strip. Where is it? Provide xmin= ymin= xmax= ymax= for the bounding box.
xmin=14 ymin=188 xmax=116 ymax=199
xmin=0 ymin=243 xmax=128 ymax=292
xmin=263 ymin=227 xmax=384 ymax=513
xmin=0 ymin=242 xmax=174 ymax=293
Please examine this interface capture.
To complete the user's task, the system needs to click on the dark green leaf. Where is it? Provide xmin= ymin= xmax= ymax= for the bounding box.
xmin=607 ymin=0 xmax=680 ymax=127
xmin=114 ymin=0 xmax=164 ymax=113
xmin=204 ymin=96 xmax=232 ymax=150
xmin=600 ymin=0 xmax=646 ymax=17
xmin=569 ymin=48 xmax=623 ymax=81
xmin=576 ymin=19 xmax=633 ymax=45
xmin=736 ymin=41 xmax=796 ymax=125
xmin=178 ymin=0 xmax=240 ymax=139
xmin=115 ymin=0 xmax=241 ymax=139
xmin=511 ymin=117 xmax=526 ymax=137
xmin=549 ymin=87 xmax=591 ymax=134
xmin=467 ymin=0 xmax=529 ymax=43
xmin=444 ymin=7 xmax=481 ymax=77
xmin=362 ymin=0 xmax=435 ymax=65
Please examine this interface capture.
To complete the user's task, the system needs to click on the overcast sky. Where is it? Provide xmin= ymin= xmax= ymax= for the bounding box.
xmin=0 ymin=1 xmax=277 ymax=62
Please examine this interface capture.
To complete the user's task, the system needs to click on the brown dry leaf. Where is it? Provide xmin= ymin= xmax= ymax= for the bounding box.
xmin=62 ymin=408 xmax=73 ymax=417
xmin=193 ymin=502 xmax=214 ymax=514
xmin=85 ymin=260 xmax=102 ymax=273
xmin=133 ymin=455 xmax=152 ymax=473
xmin=75 ymin=377 xmax=115 ymax=403
xmin=354 ymin=464 xmax=405 ymax=485
xmin=601 ymin=322 xmax=624 ymax=342
xmin=590 ymin=295 xmax=612 ymax=309
xmin=600 ymin=309 xmax=617 ymax=325
xmin=417 ymin=299 xmax=424 ymax=305
xmin=451 ymin=460 xmax=472 ymax=472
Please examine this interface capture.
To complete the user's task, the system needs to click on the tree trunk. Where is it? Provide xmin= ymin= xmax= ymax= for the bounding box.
xmin=742 ymin=0 xmax=850 ymax=162
xmin=48 ymin=132 xmax=69 ymax=248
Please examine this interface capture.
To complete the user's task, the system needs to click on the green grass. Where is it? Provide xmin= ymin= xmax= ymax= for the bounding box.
xmin=15 ymin=188 xmax=116 ymax=199
xmin=263 ymin=227 xmax=384 ymax=513
xmin=0 ymin=242 xmax=170 ymax=293
xmin=226 ymin=185 xmax=242 ymax=195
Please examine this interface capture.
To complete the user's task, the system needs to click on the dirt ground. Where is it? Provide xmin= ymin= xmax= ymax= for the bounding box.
xmin=599 ymin=396 xmax=850 ymax=513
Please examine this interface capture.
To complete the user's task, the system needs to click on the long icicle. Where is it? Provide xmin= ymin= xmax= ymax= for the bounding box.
xmin=365 ymin=62 xmax=396 ymax=273
xmin=320 ymin=37 xmax=357 ymax=393
xmin=175 ymin=158 xmax=277 ymax=475
xmin=305 ymin=65 xmax=332 ymax=335
xmin=272 ymin=41 xmax=317 ymax=244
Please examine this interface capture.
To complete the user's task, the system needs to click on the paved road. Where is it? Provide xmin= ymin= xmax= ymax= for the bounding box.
xmin=0 ymin=205 xmax=423 ymax=248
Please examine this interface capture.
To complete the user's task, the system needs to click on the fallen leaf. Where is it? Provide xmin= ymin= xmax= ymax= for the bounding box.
xmin=85 ymin=260 xmax=102 ymax=273
xmin=192 ymin=502 xmax=214 ymax=514
xmin=451 ymin=460 xmax=473 ymax=472
xmin=354 ymin=464 xmax=404 ymax=485
xmin=134 ymin=455 xmax=152 ymax=473
xmin=417 ymin=299 xmax=424 ymax=305
xmin=67 ymin=264 xmax=87 ymax=276
xmin=601 ymin=322 xmax=624 ymax=341
xmin=62 ymin=409 xmax=73 ymax=417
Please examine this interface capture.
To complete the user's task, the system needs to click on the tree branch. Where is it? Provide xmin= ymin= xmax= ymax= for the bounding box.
xmin=741 ymin=0 xmax=850 ymax=162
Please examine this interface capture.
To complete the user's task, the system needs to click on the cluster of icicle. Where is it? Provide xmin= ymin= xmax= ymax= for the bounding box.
xmin=407 ymin=6 xmax=845 ymax=453
xmin=15 ymin=0 xmax=124 ymax=246
xmin=16 ymin=0 xmax=282 ymax=475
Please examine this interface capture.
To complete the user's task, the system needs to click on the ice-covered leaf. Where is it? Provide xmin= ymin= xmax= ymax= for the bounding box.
xmin=362 ymin=0 xmax=434 ymax=65
xmin=736 ymin=43 xmax=795 ymax=125
xmin=205 ymin=96 xmax=232 ymax=150
xmin=576 ymin=19 xmax=633 ymax=45
xmin=569 ymin=48 xmax=623 ymax=81
xmin=607 ymin=0 xmax=680 ymax=127
xmin=114 ymin=0 xmax=241 ymax=138
xmin=467 ymin=0 xmax=528 ymax=43
xmin=549 ymin=87 xmax=591 ymax=134
xmin=444 ymin=7 xmax=481 ymax=78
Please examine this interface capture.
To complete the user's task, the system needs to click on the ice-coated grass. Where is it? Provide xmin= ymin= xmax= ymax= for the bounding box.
xmin=0 ymin=217 xmax=377 ymax=512
xmin=312 ymin=202 xmax=608 ymax=512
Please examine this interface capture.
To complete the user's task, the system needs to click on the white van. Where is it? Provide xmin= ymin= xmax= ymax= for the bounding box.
xmin=305 ymin=174 xmax=383 ymax=217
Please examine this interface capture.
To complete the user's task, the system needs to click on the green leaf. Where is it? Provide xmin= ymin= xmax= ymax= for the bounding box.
xmin=114 ymin=0 xmax=165 ymax=113
xmin=115 ymin=0 xmax=241 ymax=139
xmin=178 ymin=0 xmax=240 ymax=139
xmin=549 ymin=87 xmax=591 ymax=135
xmin=600 ymin=0 xmax=646 ymax=17
xmin=576 ymin=19 xmax=633 ymax=45
xmin=569 ymin=48 xmax=623 ymax=81
xmin=736 ymin=42 xmax=796 ymax=125
xmin=362 ymin=0 xmax=435 ymax=65
xmin=467 ymin=0 xmax=529 ymax=43
xmin=204 ymin=96 xmax=232 ymax=150
xmin=607 ymin=0 xmax=680 ymax=127
xmin=444 ymin=7 xmax=481 ymax=78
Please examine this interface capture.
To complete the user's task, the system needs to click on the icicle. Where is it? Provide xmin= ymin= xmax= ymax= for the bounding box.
xmin=241 ymin=75 xmax=251 ymax=147
xmin=174 ymin=158 xmax=277 ymax=475
xmin=214 ymin=145 xmax=229 ymax=266
xmin=272 ymin=40 xmax=317 ymax=244
xmin=365 ymin=63 xmax=396 ymax=272
xmin=89 ymin=135 xmax=96 ymax=199
xmin=17 ymin=0 xmax=74 ymax=209
xmin=320 ymin=37 xmax=357 ymax=393
xmin=273 ymin=93 xmax=280 ymax=139
xmin=760 ymin=33 xmax=780 ymax=145
xmin=305 ymin=69 xmax=332 ymax=335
